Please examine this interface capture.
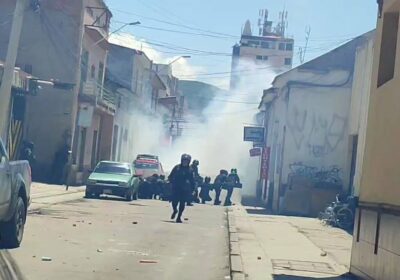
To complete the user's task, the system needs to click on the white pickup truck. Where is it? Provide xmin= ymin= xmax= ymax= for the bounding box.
xmin=0 ymin=138 xmax=31 ymax=248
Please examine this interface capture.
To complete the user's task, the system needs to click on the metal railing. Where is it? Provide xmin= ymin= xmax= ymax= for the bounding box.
xmin=81 ymin=80 xmax=116 ymax=112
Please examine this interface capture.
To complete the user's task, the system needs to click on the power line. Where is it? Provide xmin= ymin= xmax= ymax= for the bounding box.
xmin=110 ymin=8 xmax=238 ymax=38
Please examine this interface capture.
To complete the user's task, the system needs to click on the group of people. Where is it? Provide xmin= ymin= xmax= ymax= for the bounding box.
xmin=167 ymin=154 xmax=241 ymax=223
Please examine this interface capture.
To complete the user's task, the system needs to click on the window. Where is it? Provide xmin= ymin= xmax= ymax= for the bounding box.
xmin=261 ymin=42 xmax=269 ymax=49
xmin=81 ymin=50 xmax=89 ymax=82
xmin=248 ymin=40 xmax=260 ymax=46
xmin=256 ymin=55 xmax=263 ymax=60
xmin=279 ymin=43 xmax=285 ymax=50
xmin=286 ymin=43 xmax=293 ymax=51
xmin=90 ymin=65 xmax=96 ymax=79
xmin=24 ymin=64 xmax=32 ymax=74
xmin=261 ymin=41 xmax=276 ymax=49
xmin=263 ymin=56 xmax=269 ymax=60
xmin=378 ymin=12 xmax=399 ymax=87
xmin=98 ymin=62 xmax=104 ymax=85
xmin=285 ymin=58 xmax=292 ymax=65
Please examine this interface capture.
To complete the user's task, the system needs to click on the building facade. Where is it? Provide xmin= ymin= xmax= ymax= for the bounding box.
xmin=0 ymin=0 xmax=85 ymax=182
xmin=258 ymin=32 xmax=373 ymax=215
xmin=106 ymin=43 xmax=166 ymax=162
xmin=350 ymin=1 xmax=400 ymax=279
xmin=72 ymin=1 xmax=114 ymax=184
xmin=230 ymin=9 xmax=294 ymax=89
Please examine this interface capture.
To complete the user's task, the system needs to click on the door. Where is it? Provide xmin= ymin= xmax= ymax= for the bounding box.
xmin=78 ymin=128 xmax=87 ymax=171
xmin=0 ymin=142 xmax=12 ymax=215
xmin=91 ymin=130 xmax=98 ymax=168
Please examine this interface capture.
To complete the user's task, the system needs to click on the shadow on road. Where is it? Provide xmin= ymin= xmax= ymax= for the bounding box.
xmin=273 ymin=273 xmax=355 ymax=280
xmin=0 ymin=250 xmax=25 ymax=279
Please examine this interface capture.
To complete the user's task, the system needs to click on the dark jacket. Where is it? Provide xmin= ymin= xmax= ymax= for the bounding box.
xmin=214 ymin=174 xmax=227 ymax=189
xmin=226 ymin=173 xmax=240 ymax=188
xmin=168 ymin=164 xmax=195 ymax=191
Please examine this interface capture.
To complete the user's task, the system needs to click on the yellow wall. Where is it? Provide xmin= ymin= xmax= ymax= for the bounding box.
xmin=360 ymin=0 xmax=400 ymax=205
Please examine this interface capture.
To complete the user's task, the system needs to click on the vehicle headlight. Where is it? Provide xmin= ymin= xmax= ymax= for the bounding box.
xmin=119 ymin=181 xmax=129 ymax=187
xmin=87 ymin=179 xmax=97 ymax=185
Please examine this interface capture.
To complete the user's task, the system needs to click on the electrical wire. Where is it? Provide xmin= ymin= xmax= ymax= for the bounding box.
xmin=110 ymin=8 xmax=238 ymax=38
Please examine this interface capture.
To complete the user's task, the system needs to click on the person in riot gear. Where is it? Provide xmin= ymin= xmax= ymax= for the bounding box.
xmin=199 ymin=176 xmax=213 ymax=204
xmin=213 ymin=169 xmax=228 ymax=205
xmin=168 ymin=154 xmax=195 ymax=223
xmin=188 ymin=159 xmax=201 ymax=205
xmin=224 ymin=168 xmax=241 ymax=206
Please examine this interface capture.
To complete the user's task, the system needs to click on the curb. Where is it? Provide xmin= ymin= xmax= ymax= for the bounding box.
xmin=226 ymin=207 xmax=245 ymax=280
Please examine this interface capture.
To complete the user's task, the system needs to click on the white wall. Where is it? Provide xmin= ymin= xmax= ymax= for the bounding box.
xmin=282 ymin=81 xmax=352 ymax=188
xmin=349 ymin=38 xmax=374 ymax=196
xmin=264 ymin=69 xmax=354 ymax=211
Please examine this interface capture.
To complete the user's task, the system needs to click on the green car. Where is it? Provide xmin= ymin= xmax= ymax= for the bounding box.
xmin=85 ymin=161 xmax=140 ymax=201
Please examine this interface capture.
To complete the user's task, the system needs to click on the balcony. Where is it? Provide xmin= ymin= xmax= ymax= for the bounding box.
xmin=80 ymin=80 xmax=116 ymax=114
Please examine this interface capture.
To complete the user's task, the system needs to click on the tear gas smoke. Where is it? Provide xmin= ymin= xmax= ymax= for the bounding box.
xmin=109 ymin=33 xmax=278 ymax=196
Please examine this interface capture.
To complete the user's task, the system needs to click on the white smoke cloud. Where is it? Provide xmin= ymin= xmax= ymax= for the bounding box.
xmin=158 ymin=59 xmax=277 ymax=196
xmin=109 ymin=33 xmax=204 ymax=80
xmin=109 ymin=33 xmax=278 ymax=197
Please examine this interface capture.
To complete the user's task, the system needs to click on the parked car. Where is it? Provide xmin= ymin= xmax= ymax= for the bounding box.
xmin=85 ymin=161 xmax=140 ymax=201
xmin=0 ymin=138 xmax=31 ymax=248
xmin=134 ymin=158 xmax=165 ymax=178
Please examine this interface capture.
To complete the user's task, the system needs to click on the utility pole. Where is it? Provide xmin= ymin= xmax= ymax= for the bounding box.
xmin=0 ymin=0 xmax=28 ymax=140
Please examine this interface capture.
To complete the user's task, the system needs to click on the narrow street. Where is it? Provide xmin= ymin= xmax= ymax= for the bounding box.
xmin=3 ymin=192 xmax=230 ymax=280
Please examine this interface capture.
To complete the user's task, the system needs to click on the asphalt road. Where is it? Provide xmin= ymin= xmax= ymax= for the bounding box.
xmin=2 ymin=196 xmax=230 ymax=280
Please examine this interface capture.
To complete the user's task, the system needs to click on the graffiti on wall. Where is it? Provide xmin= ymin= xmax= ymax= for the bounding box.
xmin=288 ymin=162 xmax=343 ymax=187
xmin=287 ymin=106 xmax=347 ymax=158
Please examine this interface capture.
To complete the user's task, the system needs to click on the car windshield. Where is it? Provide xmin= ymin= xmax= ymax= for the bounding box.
xmin=135 ymin=162 xmax=159 ymax=169
xmin=94 ymin=162 xmax=131 ymax=175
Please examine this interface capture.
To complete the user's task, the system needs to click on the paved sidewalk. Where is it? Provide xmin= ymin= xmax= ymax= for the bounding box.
xmin=227 ymin=204 xmax=354 ymax=280
xmin=29 ymin=183 xmax=85 ymax=213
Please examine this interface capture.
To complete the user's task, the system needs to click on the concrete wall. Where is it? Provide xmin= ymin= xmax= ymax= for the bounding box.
xmin=351 ymin=208 xmax=400 ymax=280
xmin=358 ymin=0 xmax=400 ymax=206
xmin=282 ymin=74 xmax=352 ymax=189
xmin=263 ymin=69 xmax=354 ymax=212
xmin=0 ymin=0 xmax=84 ymax=181
xmin=348 ymin=37 xmax=374 ymax=196
xmin=350 ymin=2 xmax=400 ymax=279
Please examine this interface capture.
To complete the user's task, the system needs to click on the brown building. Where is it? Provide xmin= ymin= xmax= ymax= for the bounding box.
xmin=350 ymin=1 xmax=400 ymax=279
xmin=0 ymin=0 xmax=113 ymax=183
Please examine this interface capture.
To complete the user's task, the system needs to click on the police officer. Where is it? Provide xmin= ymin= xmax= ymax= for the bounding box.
xmin=168 ymin=154 xmax=195 ymax=223
xmin=188 ymin=159 xmax=201 ymax=205
xmin=224 ymin=168 xmax=241 ymax=206
xmin=213 ymin=169 xmax=228 ymax=205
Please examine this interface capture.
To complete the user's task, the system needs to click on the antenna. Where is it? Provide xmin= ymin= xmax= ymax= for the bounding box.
xmin=299 ymin=26 xmax=311 ymax=64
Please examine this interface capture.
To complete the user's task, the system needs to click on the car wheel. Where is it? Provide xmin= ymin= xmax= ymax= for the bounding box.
xmin=0 ymin=196 xmax=26 ymax=248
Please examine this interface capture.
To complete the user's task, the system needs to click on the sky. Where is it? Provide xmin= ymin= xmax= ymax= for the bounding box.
xmin=105 ymin=0 xmax=378 ymax=89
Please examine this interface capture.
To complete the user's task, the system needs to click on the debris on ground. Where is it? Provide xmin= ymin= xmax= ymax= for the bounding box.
xmin=184 ymin=218 xmax=189 ymax=221
xmin=139 ymin=260 xmax=158 ymax=264
xmin=72 ymin=224 xmax=77 ymax=227
xmin=132 ymin=221 xmax=138 ymax=224
xmin=41 ymin=257 xmax=52 ymax=261
xmin=97 ymin=249 xmax=103 ymax=253
xmin=320 ymin=251 xmax=327 ymax=256
xmin=257 ymin=256 xmax=262 ymax=260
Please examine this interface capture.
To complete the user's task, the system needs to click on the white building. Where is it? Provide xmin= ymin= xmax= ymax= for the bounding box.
xmin=230 ymin=9 xmax=294 ymax=90
xmin=258 ymin=31 xmax=374 ymax=215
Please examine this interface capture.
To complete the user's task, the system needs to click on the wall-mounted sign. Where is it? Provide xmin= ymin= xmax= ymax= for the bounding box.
xmin=244 ymin=126 xmax=265 ymax=143
xmin=250 ymin=148 xmax=262 ymax=157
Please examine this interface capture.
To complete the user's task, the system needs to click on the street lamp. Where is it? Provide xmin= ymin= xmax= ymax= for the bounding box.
xmin=167 ymin=55 xmax=191 ymax=66
xmin=92 ymin=21 xmax=141 ymax=47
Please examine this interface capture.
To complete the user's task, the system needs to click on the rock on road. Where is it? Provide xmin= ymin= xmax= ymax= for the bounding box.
xmin=3 ymin=197 xmax=230 ymax=280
